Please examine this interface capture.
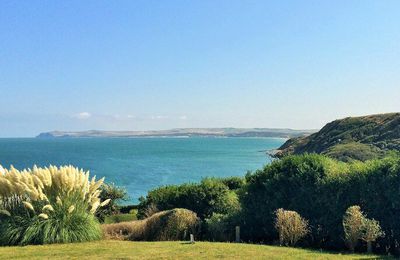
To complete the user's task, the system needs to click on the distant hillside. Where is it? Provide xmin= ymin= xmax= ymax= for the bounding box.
xmin=37 ymin=128 xmax=315 ymax=139
xmin=274 ymin=113 xmax=400 ymax=161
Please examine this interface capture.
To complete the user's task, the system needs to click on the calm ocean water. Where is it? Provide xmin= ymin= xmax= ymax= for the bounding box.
xmin=0 ymin=137 xmax=284 ymax=203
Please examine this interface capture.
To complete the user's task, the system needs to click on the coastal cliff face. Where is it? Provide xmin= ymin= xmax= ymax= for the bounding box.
xmin=275 ymin=113 xmax=400 ymax=161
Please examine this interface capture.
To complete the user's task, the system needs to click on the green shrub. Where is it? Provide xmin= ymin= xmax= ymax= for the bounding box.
xmin=205 ymin=213 xmax=234 ymax=242
xmin=0 ymin=165 xmax=108 ymax=245
xmin=119 ymin=204 xmax=138 ymax=214
xmin=219 ymin=176 xmax=246 ymax=190
xmin=137 ymin=178 xmax=241 ymax=219
xmin=96 ymin=183 xmax=129 ymax=222
xmin=129 ymin=209 xmax=138 ymax=215
xmin=104 ymin=213 xmax=137 ymax=224
xmin=241 ymin=154 xmax=334 ymax=244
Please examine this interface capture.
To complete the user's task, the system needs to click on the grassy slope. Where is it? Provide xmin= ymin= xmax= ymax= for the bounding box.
xmin=0 ymin=240 xmax=389 ymax=260
xmin=276 ymin=113 xmax=400 ymax=161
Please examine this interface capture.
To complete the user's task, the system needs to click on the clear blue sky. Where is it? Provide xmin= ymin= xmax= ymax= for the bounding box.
xmin=1 ymin=1 xmax=399 ymax=137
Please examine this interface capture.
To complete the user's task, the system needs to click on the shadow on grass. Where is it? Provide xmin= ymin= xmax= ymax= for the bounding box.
xmin=180 ymin=242 xmax=196 ymax=245
xmin=177 ymin=242 xmax=393 ymax=259
xmin=303 ymin=247 xmax=392 ymax=260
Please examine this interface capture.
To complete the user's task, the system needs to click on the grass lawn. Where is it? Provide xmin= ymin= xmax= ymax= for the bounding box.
xmin=0 ymin=240 xmax=390 ymax=260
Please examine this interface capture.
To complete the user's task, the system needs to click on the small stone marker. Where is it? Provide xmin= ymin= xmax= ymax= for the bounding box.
xmin=190 ymin=234 xmax=195 ymax=244
xmin=235 ymin=226 xmax=240 ymax=243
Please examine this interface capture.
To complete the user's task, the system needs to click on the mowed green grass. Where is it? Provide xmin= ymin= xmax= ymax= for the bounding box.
xmin=0 ymin=240 xmax=390 ymax=260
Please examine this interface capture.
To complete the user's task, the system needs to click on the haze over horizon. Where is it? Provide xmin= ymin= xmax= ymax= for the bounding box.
xmin=1 ymin=1 xmax=399 ymax=137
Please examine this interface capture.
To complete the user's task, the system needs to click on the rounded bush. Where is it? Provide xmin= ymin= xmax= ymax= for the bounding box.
xmin=103 ymin=208 xmax=200 ymax=241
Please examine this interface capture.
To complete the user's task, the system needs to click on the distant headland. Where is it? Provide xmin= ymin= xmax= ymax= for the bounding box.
xmin=37 ymin=128 xmax=316 ymax=138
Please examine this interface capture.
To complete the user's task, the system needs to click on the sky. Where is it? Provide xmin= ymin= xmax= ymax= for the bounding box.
xmin=1 ymin=1 xmax=399 ymax=137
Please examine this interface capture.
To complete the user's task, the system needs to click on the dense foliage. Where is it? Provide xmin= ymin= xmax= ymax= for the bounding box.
xmin=204 ymin=211 xmax=241 ymax=242
xmin=241 ymin=153 xmax=400 ymax=254
xmin=96 ymin=183 xmax=129 ymax=222
xmin=0 ymin=165 xmax=109 ymax=245
xmin=129 ymin=153 xmax=400 ymax=254
xmin=137 ymin=177 xmax=241 ymax=220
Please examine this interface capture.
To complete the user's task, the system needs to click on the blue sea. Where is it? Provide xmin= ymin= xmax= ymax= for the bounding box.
xmin=0 ymin=137 xmax=284 ymax=203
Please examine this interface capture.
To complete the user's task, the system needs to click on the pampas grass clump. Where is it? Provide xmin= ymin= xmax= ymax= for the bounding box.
xmin=0 ymin=165 xmax=109 ymax=245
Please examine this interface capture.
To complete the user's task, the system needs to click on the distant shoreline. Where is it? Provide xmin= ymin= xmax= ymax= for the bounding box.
xmin=0 ymin=136 xmax=291 ymax=141
xmin=36 ymin=128 xmax=316 ymax=139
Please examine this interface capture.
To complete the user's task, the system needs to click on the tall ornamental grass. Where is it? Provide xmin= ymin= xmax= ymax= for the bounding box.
xmin=0 ymin=165 xmax=110 ymax=245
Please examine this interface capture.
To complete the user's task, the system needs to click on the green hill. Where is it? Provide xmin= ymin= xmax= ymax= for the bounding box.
xmin=274 ymin=113 xmax=400 ymax=161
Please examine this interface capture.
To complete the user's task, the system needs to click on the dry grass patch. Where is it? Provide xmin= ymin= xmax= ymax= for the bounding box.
xmin=102 ymin=208 xmax=200 ymax=241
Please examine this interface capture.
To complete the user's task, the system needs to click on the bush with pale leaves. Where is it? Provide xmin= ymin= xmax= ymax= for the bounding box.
xmin=274 ymin=208 xmax=309 ymax=247
xmin=0 ymin=165 xmax=110 ymax=245
xmin=362 ymin=218 xmax=384 ymax=253
xmin=343 ymin=205 xmax=385 ymax=253
xmin=342 ymin=205 xmax=364 ymax=252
